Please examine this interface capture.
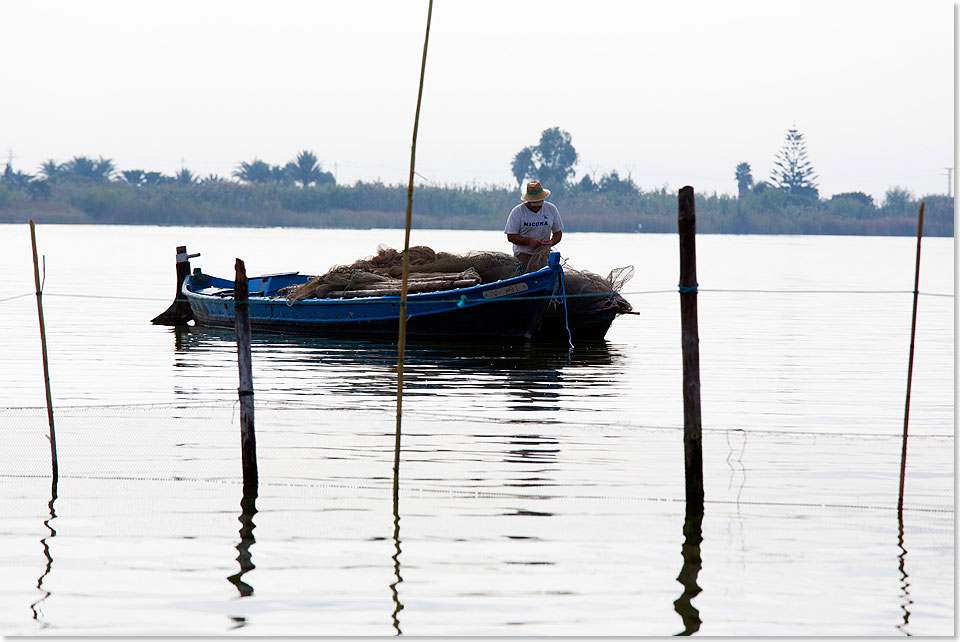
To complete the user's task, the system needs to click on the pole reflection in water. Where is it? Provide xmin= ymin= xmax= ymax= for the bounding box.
xmin=673 ymin=511 xmax=703 ymax=636
xmin=30 ymin=479 xmax=58 ymax=627
xmin=390 ymin=436 xmax=404 ymax=635
xmin=227 ymin=487 xmax=258 ymax=600
xmin=897 ymin=511 xmax=912 ymax=635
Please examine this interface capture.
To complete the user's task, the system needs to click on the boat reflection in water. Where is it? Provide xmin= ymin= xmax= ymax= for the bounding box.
xmin=174 ymin=325 xmax=626 ymax=633
xmin=171 ymin=326 xmax=622 ymax=416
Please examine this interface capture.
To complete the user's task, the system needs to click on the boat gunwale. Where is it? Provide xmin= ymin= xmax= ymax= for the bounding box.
xmin=183 ymin=262 xmax=559 ymax=307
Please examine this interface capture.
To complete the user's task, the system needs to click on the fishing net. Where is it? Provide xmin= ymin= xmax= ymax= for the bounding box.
xmin=561 ymin=265 xmax=635 ymax=317
xmin=284 ymin=244 xmax=634 ymax=318
xmin=284 ymin=245 xmax=519 ymax=301
xmin=523 ymin=247 xmax=635 ymax=317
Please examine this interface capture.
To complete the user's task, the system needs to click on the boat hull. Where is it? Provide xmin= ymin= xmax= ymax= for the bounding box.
xmin=183 ymin=253 xmax=563 ymax=342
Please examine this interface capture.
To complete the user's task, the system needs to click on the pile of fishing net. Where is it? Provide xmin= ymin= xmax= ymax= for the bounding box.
xmin=283 ymin=244 xmax=634 ymax=318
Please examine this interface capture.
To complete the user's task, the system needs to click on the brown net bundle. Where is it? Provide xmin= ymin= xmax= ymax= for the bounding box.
xmin=283 ymin=245 xmax=635 ymax=320
xmin=283 ymin=245 xmax=521 ymax=301
xmin=377 ymin=249 xmax=520 ymax=283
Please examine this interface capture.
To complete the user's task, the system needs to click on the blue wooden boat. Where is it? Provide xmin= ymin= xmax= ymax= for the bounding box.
xmin=177 ymin=252 xmax=564 ymax=341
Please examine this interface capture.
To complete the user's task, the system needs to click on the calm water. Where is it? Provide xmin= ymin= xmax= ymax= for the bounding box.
xmin=0 ymin=224 xmax=954 ymax=635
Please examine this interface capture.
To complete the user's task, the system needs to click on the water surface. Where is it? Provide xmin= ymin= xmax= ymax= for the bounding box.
xmin=0 ymin=225 xmax=953 ymax=635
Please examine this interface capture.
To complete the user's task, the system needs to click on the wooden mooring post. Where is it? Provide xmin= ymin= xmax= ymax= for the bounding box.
xmin=234 ymin=259 xmax=258 ymax=490
xmin=151 ymin=245 xmax=199 ymax=325
xmin=29 ymin=220 xmax=58 ymax=482
xmin=677 ymin=187 xmax=704 ymax=515
xmin=898 ymin=201 xmax=924 ymax=515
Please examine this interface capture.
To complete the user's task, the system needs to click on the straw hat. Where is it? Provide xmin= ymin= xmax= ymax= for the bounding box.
xmin=521 ymin=180 xmax=550 ymax=202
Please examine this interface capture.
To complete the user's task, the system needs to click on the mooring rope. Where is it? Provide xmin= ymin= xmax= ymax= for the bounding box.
xmin=558 ymin=270 xmax=574 ymax=350
xmin=1 ymin=287 xmax=950 ymax=309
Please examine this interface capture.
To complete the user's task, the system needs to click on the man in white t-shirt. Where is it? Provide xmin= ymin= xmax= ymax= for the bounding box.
xmin=504 ymin=180 xmax=563 ymax=272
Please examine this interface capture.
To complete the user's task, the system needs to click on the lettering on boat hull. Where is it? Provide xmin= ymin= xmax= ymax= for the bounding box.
xmin=483 ymin=283 xmax=529 ymax=299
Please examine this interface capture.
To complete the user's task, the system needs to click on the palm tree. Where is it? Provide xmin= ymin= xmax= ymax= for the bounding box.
xmin=285 ymin=150 xmax=323 ymax=187
xmin=62 ymin=156 xmax=115 ymax=183
xmin=233 ymin=159 xmax=273 ymax=183
xmin=143 ymin=171 xmax=168 ymax=186
xmin=175 ymin=168 xmax=197 ymax=185
xmin=121 ymin=169 xmax=145 ymax=186
xmin=93 ymin=157 xmax=116 ymax=183
xmin=38 ymin=160 xmax=62 ymax=182
xmin=270 ymin=164 xmax=293 ymax=185
xmin=2 ymin=163 xmax=33 ymax=187
xmin=61 ymin=156 xmax=98 ymax=182
xmin=735 ymin=162 xmax=753 ymax=198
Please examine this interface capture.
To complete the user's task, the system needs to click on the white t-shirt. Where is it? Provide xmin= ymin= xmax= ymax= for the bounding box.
xmin=504 ymin=201 xmax=564 ymax=256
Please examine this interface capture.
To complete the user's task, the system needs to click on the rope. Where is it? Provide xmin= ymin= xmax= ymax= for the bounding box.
xmin=0 ymin=472 xmax=949 ymax=515
xmin=10 ymin=288 xmax=950 ymax=306
xmin=0 ymin=292 xmax=34 ymax=304
xmin=558 ymin=270 xmax=574 ymax=350
xmin=343 ymin=269 xmax=362 ymax=291
xmin=4 ymin=401 xmax=953 ymax=441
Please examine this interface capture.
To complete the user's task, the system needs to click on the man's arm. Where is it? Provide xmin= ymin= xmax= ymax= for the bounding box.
xmin=506 ymin=233 xmax=545 ymax=248
xmin=546 ymin=230 xmax=562 ymax=247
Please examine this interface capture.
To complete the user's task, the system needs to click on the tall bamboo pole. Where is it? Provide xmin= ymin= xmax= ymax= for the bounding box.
xmin=29 ymin=221 xmax=57 ymax=482
xmin=394 ymin=0 xmax=434 ymax=478
xmin=898 ymin=201 xmax=924 ymax=516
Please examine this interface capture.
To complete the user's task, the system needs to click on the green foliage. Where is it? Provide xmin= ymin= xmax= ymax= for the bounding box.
xmin=511 ymin=147 xmax=535 ymax=189
xmin=234 ymin=159 xmax=273 ymax=183
xmin=770 ymin=127 xmax=818 ymax=197
xmin=61 ymin=156 xmax=115 ymax=183
xmin=919 ymin=195 xmax=954 ymax=236
xmin=827 ymin=192 xmax=877 ymax=219
xmin=175 ymin=168 xmax=197 ymax=185
xmin=598 ymin=171 xmax=638 ymax=198
xmin=2 ymin=163 xmax=34 ymax=187
xmin=143 ymin=171 xmax=168 ymax=186
xmin=831 ymin=191 xmax=873 ymax=206
xmin=881 ymin=186 xmax=914 ymax=213
xmin=0 ymin=178 xmax=946 ymax=237
xmin=735 ymin=162 xmax=753 ymax=198
xmin=121 ymin=169 xmax=146 ymax=186
xmin=284 ymin=150 xmax=335 ymax=187
xmin=511 ymin=127 xmax=578 ymax=193
xmin=577 ymin=174 xmax=598 ymax=193
xmin=38 ymin=160 xmax=62 ymax=182
xmin=0 ymin=147 xmax=946 ymax=237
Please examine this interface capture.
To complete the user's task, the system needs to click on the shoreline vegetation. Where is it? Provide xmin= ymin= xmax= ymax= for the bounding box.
xmin=0 ymin=180 xmax=951 ymax=237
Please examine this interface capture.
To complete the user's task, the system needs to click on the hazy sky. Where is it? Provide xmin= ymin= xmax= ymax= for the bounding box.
xmin=1 ymin=0 xmax=954 ymax=202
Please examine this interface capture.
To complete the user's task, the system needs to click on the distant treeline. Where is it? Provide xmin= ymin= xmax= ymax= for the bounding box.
xmin=0 ymin=179 xmax=950 ymax=237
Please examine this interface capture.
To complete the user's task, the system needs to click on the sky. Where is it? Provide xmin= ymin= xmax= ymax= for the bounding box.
xmin=0 ymin=0 xmax=954 ymax=203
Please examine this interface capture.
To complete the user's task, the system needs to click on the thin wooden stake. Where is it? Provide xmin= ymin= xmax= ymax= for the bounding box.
xmin=234 ymin=258 xmax=257 ymax=490
xmin=395 ymin=0 xmax=434 ymax=478
xmin=898 ymin=201 xmax=924 ymax=515
xmin=29 ymin=220 xmax=57 ymax=482
xmin=677 ymin=187 xmax=704 ymax=515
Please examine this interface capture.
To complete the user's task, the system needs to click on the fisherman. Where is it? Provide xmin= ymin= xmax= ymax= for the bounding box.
xmin=504 ymin=179 xmax=563 ymax=272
